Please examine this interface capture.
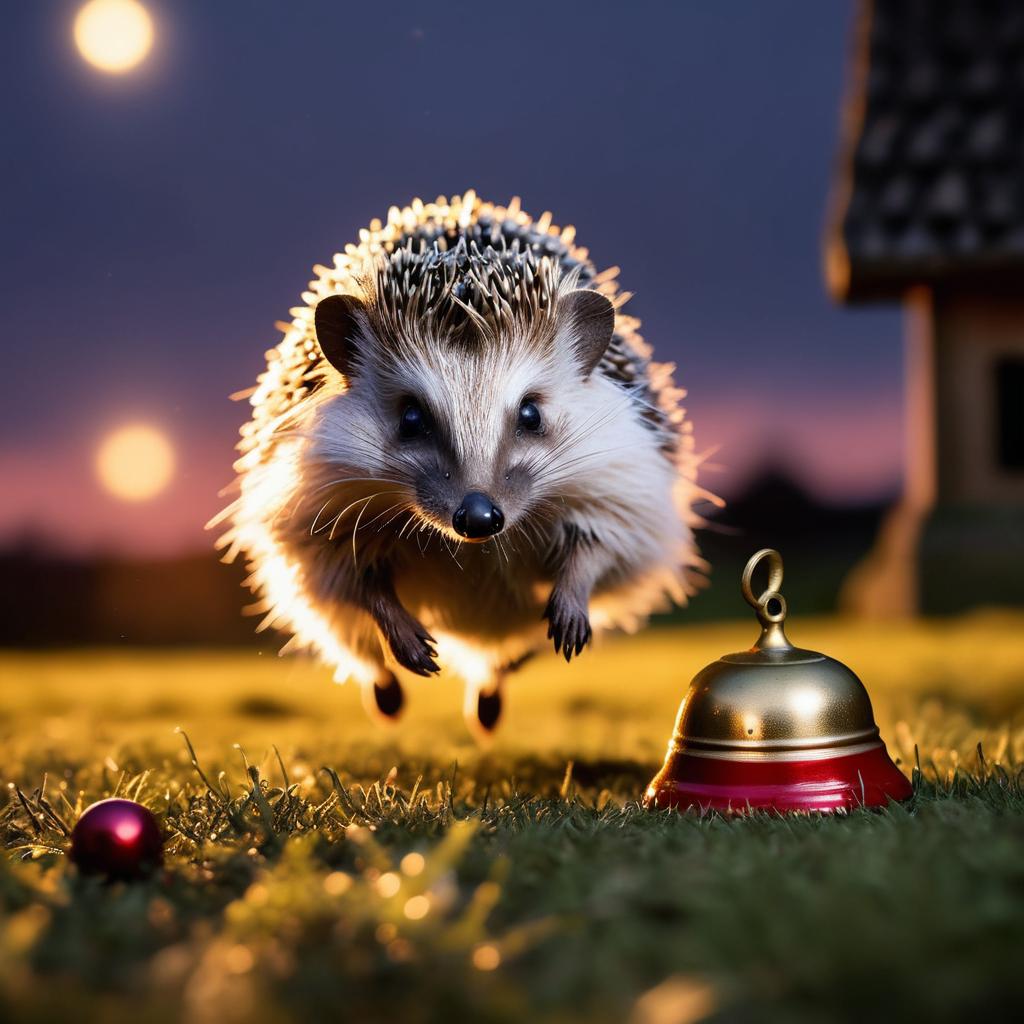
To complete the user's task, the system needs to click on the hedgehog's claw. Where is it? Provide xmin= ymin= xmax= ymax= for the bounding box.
xmin=543 ymin=590 xmax=591 ymax=663
xmin=379 ymin=608 xmax=441 ymax=676
xmin=393 ymin=638 xmax=440 ymax=677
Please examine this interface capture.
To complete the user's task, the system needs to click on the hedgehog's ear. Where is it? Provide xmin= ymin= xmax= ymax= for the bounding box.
xmin=564 ymin=289 xmax=615 ymax=378
xmin=315 ymin=294 xmax=367 ymax=378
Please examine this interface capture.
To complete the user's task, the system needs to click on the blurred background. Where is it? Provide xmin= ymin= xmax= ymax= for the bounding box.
xmin=2 ymin=0 xmax=1021 ymax=647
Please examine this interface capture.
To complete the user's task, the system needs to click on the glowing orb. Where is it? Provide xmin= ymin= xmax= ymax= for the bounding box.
xmin=73 ymin=0 xmax=154 ymax=74
xmin=96 ymin=424 xmax=175 ymax=501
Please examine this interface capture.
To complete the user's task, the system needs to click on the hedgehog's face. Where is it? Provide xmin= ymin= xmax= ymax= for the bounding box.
xmin=395 ymin=394 xmax=545 ymax=541
xmin=379 ymin=351 xmax=557 ymax=543
xmin=312 ymin=289 xmax=615 ymax=545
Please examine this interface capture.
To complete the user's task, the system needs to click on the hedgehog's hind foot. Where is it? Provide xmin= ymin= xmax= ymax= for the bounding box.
xmin=362 ymin=672 xmax=405 ymax=724
xmin=463 ymin=684 xmax=503 ymax=745
xmin=476 ymin=689 xmax=503 ymax=733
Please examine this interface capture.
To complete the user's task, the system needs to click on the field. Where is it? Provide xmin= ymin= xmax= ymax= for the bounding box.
xmin=2 ymin=614 xmax=1024 ymax=1023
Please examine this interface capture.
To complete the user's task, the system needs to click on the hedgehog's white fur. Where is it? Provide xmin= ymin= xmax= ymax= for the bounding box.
xmin=213 ymin=192 xmax=701 ymax=729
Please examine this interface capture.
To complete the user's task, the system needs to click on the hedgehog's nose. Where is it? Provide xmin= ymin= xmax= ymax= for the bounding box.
xmin=453 ymin=492 xmax=504 ymax=539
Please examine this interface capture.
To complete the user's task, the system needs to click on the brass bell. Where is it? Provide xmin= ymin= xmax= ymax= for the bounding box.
xmin=644 ymin=549 xmax=912 ymax=813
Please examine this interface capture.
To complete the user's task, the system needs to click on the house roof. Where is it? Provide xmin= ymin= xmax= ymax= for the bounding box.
xmin=826 ymin=0 xmax=1024 ymax=302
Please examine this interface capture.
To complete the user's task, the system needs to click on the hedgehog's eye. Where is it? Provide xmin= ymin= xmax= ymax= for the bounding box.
xmin=399 ymin=400 xmax=429 ymax=440
xmin=517 ymin=399 xmax=542 ymax=434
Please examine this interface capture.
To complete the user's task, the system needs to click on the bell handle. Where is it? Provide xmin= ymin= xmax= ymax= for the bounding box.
xmin=741 ymin=548 xmax=784 ymax=611
xmin=741 ymin=548 xmax=792 ymax=649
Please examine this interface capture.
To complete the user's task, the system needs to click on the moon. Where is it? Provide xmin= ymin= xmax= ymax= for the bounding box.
xmin=73 ymin=0 xmax=154 ymax=74
xmin=96 ymin=424 xmax=175 ymax=502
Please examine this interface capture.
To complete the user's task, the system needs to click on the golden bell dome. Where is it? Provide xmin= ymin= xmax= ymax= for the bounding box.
xmin=644 ymin=549 xmax=912 ymax=813
xmin=677 ymin=551 xmax=880 ymax=759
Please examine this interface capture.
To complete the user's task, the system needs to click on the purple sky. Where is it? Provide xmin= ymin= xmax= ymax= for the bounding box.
xmin=2 ymin=1 xmax=904 ymax=556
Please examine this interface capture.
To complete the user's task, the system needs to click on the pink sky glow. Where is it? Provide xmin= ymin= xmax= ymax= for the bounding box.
xmin=0 ymin=389 xmax=904 ymax=559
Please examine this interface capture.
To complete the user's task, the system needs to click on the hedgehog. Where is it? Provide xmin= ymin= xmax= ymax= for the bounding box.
xmin=212 ymin=191 xmax=703 ymax=737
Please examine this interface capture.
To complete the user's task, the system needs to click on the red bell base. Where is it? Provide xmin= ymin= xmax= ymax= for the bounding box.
xmin=644 ymin=744 xmax=913 ymax=814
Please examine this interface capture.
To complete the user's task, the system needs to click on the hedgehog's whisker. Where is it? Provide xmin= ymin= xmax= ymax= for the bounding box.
xmin=310 ymin=498 xmax=337 ymax=536
xmin=318 ymin=489 xmax=405 ymax=536
xmin=320 ymin=490 xmax=404 ymax=540
xmin=373 ymin=501 xmax=416 ymax=533
xmin=307 ymin=475 xmax=409 ymax=500
xmin=533 ymin=443 xmax=648 ymax=488
xmin=511 ymin=519 xmax=541 ymax=557
xmin=398 ymin=512 xmax=418 ymax=541
xmin=500 ymin=529 xmax=518 ymax=558
xmin=440 ymin=532 xmax=462 ymax=568
xmin=349 ymin=494 xmax=383 ymax=569
xmin=546 ymin=403 xmax=628 ymax=464
xmin=540 ymin=403 xmax=623 ymax=463
xmin=358 ymin=498 xmax=413 ymax=532
xmin=492 ymin=532 xmax=512 ymax=567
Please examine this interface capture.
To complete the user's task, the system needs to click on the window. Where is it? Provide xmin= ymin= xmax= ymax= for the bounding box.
xmin=996 ymin=356 xmax=1024 ymax=470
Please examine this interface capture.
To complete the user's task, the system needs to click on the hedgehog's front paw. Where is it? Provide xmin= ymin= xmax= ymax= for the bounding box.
xmin=380 ymin=609 xmax=440 ymax=676
xmin=544 ymin=589 xmax=592 ymax=663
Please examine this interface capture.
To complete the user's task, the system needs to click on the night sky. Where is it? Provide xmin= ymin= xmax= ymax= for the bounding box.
xmin=2 ymin=0 xmax=903 ymax=556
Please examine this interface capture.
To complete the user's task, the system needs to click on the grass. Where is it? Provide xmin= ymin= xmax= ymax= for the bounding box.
xmin=2 ymin=612 xmax=1024 ymax=1023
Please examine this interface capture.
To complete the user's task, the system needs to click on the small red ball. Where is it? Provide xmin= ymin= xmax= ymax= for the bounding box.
xmin=70 ymin=798 xmax=163 ymax=880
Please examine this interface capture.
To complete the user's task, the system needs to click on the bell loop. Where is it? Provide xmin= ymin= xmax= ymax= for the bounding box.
xmin=757 ymin=589 xmax=787 ymax=626
xmin=741 ymin=549 xmax=793 ymax=651
xmin=741 ymin=548 xmax=784 ymax=610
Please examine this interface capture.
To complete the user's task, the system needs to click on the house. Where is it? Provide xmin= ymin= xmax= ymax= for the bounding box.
xmin=825 ymin=0 xmax=1024 ymax=615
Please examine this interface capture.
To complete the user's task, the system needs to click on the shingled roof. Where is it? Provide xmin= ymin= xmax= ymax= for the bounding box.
xmin=825 ymin=0 xmax=1024 ymax=302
